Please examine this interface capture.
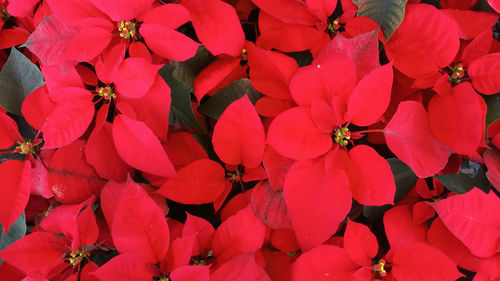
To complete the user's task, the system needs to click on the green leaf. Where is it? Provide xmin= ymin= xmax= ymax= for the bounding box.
xmin=0 ymin=48 xmax=45 ymax=115
xmin=485 ymin=93 xmax=500 ymax=127
xmin=198 ymin=78 xmax=262 ymax=119
xmin=170 ymin=46 xmax=214 ymax=89
xmin=158 ymin=64 xmax=204 ymax=131
xmin=435 ymin=164 xmax=492 ymax=194
xmin=353 ymin=0 xmax=408 ymax=41
xmin=0 ymin=213 xmax=26 ymax=266
xmin=364 ymin=158 xmax=417 ymax=220
xmin=284 ymin=50 xmax=313 ymax=67
xmin=435 ymin=173 xmax=474 ymax=194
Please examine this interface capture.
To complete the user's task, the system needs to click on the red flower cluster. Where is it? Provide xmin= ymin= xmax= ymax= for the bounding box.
xmin=0 ymin=0 xmax=499 ymax=280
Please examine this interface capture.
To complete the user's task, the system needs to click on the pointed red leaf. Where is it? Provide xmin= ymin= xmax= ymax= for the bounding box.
xmin=385 ymin=4 xmax=460 ymax=79
xmin=0 ymin=111 xmax=20 ymax=149
xmin=344 ymin=219 xmax=378 ymax=267
xmin=25 ymin=16 xmax=79 ymax=66
xmin=89 ymin=0 xmax=154 ymax=21
xmin=251 ymin=181 xmax=293 ymax=229
xmin=212 ymin=206 xmax=266 ymax=264
xmin=432 ymin=188 xmax=500 ymax=258
xmin=90 ymin=254 xmax=153 ymax=281
xmin=112 ymin=178 xmax=170 ymax=263
xmin=345 ymin=145 xmax=396 ymax=206
xmin=211 ymin=253 xmax=271 ymax=281
xmin=194 ymin=58 xmax=240 ymax=102
xmin=112 ymin=114 xmax=176 ymax=178
xmin=469 ymin=53 xmax=500 ymax=95
xmin=347 ymin=63 xmax=393 ymax=126
xmin=21 ymin=85 xmax=55 ymax=130
xmin=170 ymin=265 xmax=210 ymax=281
xmin=484 ymin=149 xmax=500 ymax=192
xmin=6 ymin=0 xmax=39 ymax=17
xmin=41 ymin=98 xmax=94 ymax=149
xmin=383 ymin=205 xmax=427 ymax=249
xmin=157 ymin=159 xmax=226 ymax=204
xmin=291 ymin=245 xmax=359 ymax=281
xmin=284 ymin=153 xmax=352 ymax=251
xmin=390 ymin=242 xmax=463 ymax=281
xmin=163 ymin=235 xmax=196 ymax=273
xmin=48 ymin=140 xmax=105 ymax=204
xmin=111 ymin=58 xmax=161 ymax=99
xmin=0 ymin=232 xmax=66 ymax=277
xmin=319 ymin=30 xmax=380 ymax=80
xmin=428 ymin=82 xmax=485 ymax=156
xmin=63 ymin=27 xmax=113 ymax=63
xmin=250 ymin=0 xmax=318 ymax=25
xmin=290 ymin=53 xmax=357 ymax=107
xmin=0 ymin=160 xmax=30 ymax=233
xmin=86 ymin=121 xmax=132 ymax=182
xmin=384 ymin=101 xmax=452 ymax=178
xmin=141 ymin=23 xmax=200 ymax=62
xmin=212 ymin=95 xmax=265 ymax=168
xmin=262 ymin=145 xmax=295 ymax=191
xmin=165 ymin=132 xmax=208 ymax=167
xmin=246 ymin=42 xmax=298 ymax=100
xmin=182 ymin=213 xmax=215 ymax=256
xmin=267 ymin=107 xmax=332 ymax=160
xmin=181 ymin=0 xmax=245 ymax=57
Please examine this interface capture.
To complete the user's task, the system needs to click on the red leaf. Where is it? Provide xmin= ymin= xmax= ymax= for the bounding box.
xmin=469 ymin=53 xmax=500 ymax=95
xmin=284 ymin=153 xmax=352 ymax=251
xmin=211 ymin=253 xmax=271 ymax=281
xmin=383 ymin=205 xmax=427 ymax=249
xmin=0 ymin=160 xmax=30 ymax=232
xmin=432 ymin=188 xmax=500 ymax=258
xmin=385 ymin=4 xmax=460 ymax=79
xmin=89 ymin=0 xmax=154 ymax=21
xmin=251 ymin=181 xmax=293 ymax=229
xmin=165 ymin=132 xmax=208 ymax=167
xmin=318 ymin=30 xmax=380 ymax=80
xmin=346 ymin=63 xmax=393 ymax=126
xmin=212 ymin=206 xmax=266 ymax=264
xmin=181 ymin=0 xmax=245 ymax=57
xmin=428 ymin=82 xmax=485 ymax=156
xmin=290 ymin=53 xmax=357 ymax=107
xmin=63 ymin=27 xmax=113 ymax=63
xmin=267 ymin=107 xmax=332 ymax=160
xmin=112 ymin=114 xmax=176 ymax=178
xmin=246 ymin=42 xmax=298 ymax=99
xmin=21 ymin=85 xmax=55 ymax=130
xmin=262 ymin=145 xmax=295 ymax=191
xmin=41 ymin=98 xmax=94 ymax=149
xmin=90 ymin=254 xmax=153 ymax=281
xmin=0 ymin=232 xmax=66 ymax=277
xmin=163 ymin=235 xmax=196 ymax=273
xmin=390 ymin=242 xmax=463 ymax=281
xmin=112 ymin=178 xmax=170 ymax=263
xmin=157 ymin=159 xmax=226 ymax=204
xmin=345 ymin=145 xmax=395 ymax=205
xmin=170 ymin=265 xmax=210 ymax=281
xmin=25 ymin=16 xmax=79 ymax=66
xmin=194 ymin=58 xmax=240 ymax=102
xmin=250 ymin=0 xmax=317 ymax=25
xmin=30 ymin=158 xmax=53 ymax=199
xmin=6 ymin=0 xmax=39 ymax=17
xmin=484 ymin=149 xmax=500 ymax=192
xmin=48 ymin=140 xmax=105 ymax=204
xmin=291 ymin=245 xmax=358 ymax=281
xmin=344 ymin=219 xmax=378 ymax=267
xmin=0 ymin=28 xmax=30 ymax=49
xmin=141 ymin=23 xmax=200 ymax=62
xmin=182 ymin=213 xmax=215 ymax=256
xmin=384 ymin=101 xmax=451 ymax=178
xmin=85 ymin=121 xmax=132 ymax=182
xmin=0 ymin=111 xmax=20 ymax=149
xmin=212 ymin=95 xmax=265 ymax=168
xmin=111 ymin=58 xmax=161 ymax=99
xmin=441 ymin=9 xmax=498 ymax=40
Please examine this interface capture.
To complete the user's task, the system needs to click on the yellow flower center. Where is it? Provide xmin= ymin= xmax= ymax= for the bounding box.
xmin=98 ymin=86 xmax=116 ymax=100
xmin=16 ymin=141 xmax=34 ymax=155
xmin=69 ymin=248 xmax=88 ymax=267
xmin=448 ymin=63 xmax=465 ymax=84
xmin=118 ymin=21 xmax=136 ymax=39
xmin=373 ymin=259 xmax=387 ymax=277
xmin=241 ymin=48 xmax=248 ymax=61
xmin=333 ymin=127 xmax=351 ymax=146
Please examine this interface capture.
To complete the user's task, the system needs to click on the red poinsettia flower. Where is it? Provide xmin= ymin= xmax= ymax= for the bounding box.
xmin=0 ymin=197 xmax=99 ymax=280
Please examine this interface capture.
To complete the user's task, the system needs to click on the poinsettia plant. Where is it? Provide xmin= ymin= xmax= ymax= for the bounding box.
xmin=0 ymin=0 xmax=499 ymax=280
